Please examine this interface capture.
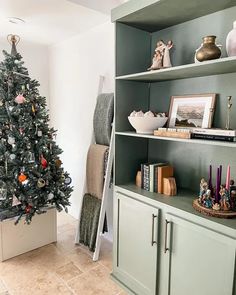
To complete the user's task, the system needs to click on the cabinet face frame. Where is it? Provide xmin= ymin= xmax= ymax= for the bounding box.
xmin=113 ymin=191 xmax=160 ymax=295
xmin=164 ymin=213 xmax=236 ymax=295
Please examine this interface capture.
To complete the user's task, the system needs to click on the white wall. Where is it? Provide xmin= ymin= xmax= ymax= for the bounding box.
xmin=49 ymin=22 xmax=115 ymax=231
xmin=0 ymin=39 xmax=50 ymax=103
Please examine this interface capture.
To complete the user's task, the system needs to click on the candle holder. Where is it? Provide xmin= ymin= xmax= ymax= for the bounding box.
xmin=193 ymin=165 xmax=236 ymax=218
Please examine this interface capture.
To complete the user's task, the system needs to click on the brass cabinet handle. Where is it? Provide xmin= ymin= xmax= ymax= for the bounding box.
xmin=151 ymin=214 xmax=158 ymax=246
xmin=164 ymin=219 xmax=170 ymax=253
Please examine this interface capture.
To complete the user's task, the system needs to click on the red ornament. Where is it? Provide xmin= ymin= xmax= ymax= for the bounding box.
xmin=41 ymin=155 xmax=48 ymax=169
xmin=25 ymin=205 xmax=32 ymax=213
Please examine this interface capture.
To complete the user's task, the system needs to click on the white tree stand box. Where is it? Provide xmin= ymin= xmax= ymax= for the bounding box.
xmin=0 ymin=208 xmax=57 ymax=262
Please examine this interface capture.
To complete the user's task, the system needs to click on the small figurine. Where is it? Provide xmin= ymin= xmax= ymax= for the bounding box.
xmin=219 ymin=185 xmax=231 ymax=211
xmin=204 ymin=189 xmax=213 ymax=208
xmin=147 ymin=51 xmax=163 ymax=70
xmin=199 ymin=178 xmax=208 ymax=204
xmin=148 ymin=40 xmax=173 ymax=71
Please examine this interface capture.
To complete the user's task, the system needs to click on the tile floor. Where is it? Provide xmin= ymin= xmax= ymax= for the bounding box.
xmin=0 ymin=212 xmax=127 ymax=295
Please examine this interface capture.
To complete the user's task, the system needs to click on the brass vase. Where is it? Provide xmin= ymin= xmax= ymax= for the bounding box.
xmin=196 ymin=36 xmax=221 ymax=62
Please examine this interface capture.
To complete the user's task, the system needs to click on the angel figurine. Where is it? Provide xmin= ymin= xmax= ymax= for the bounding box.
xmin=148 ymin=40 xmax=173 ymax=71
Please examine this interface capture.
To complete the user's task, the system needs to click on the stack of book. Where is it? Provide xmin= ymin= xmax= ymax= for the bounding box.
xmin=191 ymin=128 xmax=236 ymax=142
xmin=141 ymin=162 xmax=173 ymax=193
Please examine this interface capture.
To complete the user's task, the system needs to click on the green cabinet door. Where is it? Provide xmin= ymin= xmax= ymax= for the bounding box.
xmin=164 ymin=213 xmax=236 ymax=295
xmin=113 ymin=192 xmax=159 ymax=295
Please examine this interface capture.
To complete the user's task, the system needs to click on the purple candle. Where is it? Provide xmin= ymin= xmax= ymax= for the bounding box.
xmin=219 ymin=165 xmax=222 ymax=186
xmin=215 ymin=167 xmax=220 ymax=203
xmin=208 ymin=165 xmax=212 ymax=190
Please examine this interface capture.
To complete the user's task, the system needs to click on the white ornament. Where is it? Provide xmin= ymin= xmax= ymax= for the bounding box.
xmin=135 ymin=111 xmax=144 ymax=117
xmin=47 ymin=193 xmax=54 ymax=200
xmin=130 ymin=111 xmax=137 ymax=117
xmin=226 ymin=21 xmax=236 ymax=57
xmin=10 ymin=154 xmax=16 ymax=160
xmin=156 ymin=112 xmax=166 ymax=118
xmin=12 ymin=195 xmax=21 ymax=206
xmin=8 ymin=137 xmax=15 ymax=145
xmin=37 ymin=130 xmax=43 ymax=137
xmin=0 ymin=100 xmax=3 ymax=107
xmin=144 ymin=111 xmax=155 ymax=117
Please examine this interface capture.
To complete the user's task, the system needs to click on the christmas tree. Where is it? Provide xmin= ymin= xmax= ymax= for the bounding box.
xmin=0 ymin=35 xmax=72 ymax=224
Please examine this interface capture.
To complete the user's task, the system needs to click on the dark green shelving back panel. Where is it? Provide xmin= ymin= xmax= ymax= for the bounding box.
xmin=115 ymin=80 xmax=150 ymax=132
xmin=116 ymin=23 xmax=151 ymax=76
xmin=115 ymin=5 xmax=236 ymax=190
xmin=151 ymin=6 xmax=236 ymax=66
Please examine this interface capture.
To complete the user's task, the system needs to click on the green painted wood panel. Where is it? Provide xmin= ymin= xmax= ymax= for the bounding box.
xmin=165 ymin=213 xmax=236 ymax=295
xmin=112 ymin=0 xmax=236 ymax=32
xmin=114 ymin=192 xmax=160 ymax=295
xmin=115 ymin=184 xmax=236 ymax=235
xmin=116 ymin=23 xmax=151 ymax=76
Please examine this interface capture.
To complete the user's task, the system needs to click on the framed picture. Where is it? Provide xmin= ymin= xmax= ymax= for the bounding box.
xmin=168 ymin=94 xmax=216 ymax=128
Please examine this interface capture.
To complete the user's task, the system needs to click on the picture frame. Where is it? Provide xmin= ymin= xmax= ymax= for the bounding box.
xmin=168 ymin=94 xmax=216 ymax=129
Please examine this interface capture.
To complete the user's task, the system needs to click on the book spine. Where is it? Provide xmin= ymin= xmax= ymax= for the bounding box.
xmin=154 ymin=165 xmax=158 ymax=193
xmin=191 ymin=133 xmax=236 ymax=142
xmin=149 ymin=165 xmax=154 ymax=193
xmin=141 ymin=164 xmax=144 ymax=189
xmin=192 ymin=129 xmax=236 ymax=136
xmin=143 ymin=164 xmax=150 ymax=191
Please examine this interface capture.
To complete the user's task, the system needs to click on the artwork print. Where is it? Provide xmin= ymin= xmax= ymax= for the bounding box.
xmin=168 ymin=94 xmax=216 ymax=129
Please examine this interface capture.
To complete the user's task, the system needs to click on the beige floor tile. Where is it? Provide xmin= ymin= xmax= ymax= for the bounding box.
xmin=66 ymin=248 xmax=98 ymax=272
xmin=27 ymin=244 xmax=71 ymax=271
xmin=98 ymin=239 xmax=113 ymax=271
xmin=0 ymin=213 xmax=117 ymax=295
xmin=9 ymin=272 xmax=72 ymax=295
xmin=55 ymin=228 xmax=79 ymax=254
xmin=68 ymin=265 xmax=121 ymax=295
xmin=55 ymin=262 xmax=82 ymax=282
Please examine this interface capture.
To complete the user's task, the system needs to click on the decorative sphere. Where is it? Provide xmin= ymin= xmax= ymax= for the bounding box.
xmin=18 ymin=173 xmax=27 ymax=183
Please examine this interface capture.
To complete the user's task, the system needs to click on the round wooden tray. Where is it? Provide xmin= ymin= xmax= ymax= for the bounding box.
xmin=193 ymin=199 xmax=236 ymax=219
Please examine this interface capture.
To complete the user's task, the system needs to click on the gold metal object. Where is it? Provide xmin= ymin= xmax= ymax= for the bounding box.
xmin=164 ymin=219 xmax=170 ymax=253
xmin=226 ymin=96 xmax=233 ymax=130
xmin=196 ymin=36 xmax=221 ymax=62
xmin=151 ymin=214 xmax=158 ymax=246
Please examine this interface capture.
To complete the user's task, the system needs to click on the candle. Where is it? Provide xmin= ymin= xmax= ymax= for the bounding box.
xmin=226 ymin=165 xmax=231 ymax=190
xmin=208 ymin=165 xmax=212 ymax=190
xmin=215 ymin=167 xmax=220 ymax=203
xmin=219 ymin=165 xmax=222 ymax=186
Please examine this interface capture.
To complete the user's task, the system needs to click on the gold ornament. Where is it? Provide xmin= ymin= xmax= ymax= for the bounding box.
xmin=55 ymin=159 xmax=62 ymax=168
xmin=37 ymin=178 xmax=46 ymax=188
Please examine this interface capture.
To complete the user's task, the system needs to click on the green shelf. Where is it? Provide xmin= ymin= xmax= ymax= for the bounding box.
xmin=115 ymin=131 xmax=236 ymax=148
xmin=112 ymin=0 xmax=236 ymax=31
xmin=116 ymin=56 xmax=236 ymax=82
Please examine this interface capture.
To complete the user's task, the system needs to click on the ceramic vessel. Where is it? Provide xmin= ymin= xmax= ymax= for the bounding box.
xmin=128 ymin=116 xmax=168 ymax=134
xmin=196 ymin=36 xmax=221 ymax=62
xmin=226 ymin=21 xmax=236 ymax=57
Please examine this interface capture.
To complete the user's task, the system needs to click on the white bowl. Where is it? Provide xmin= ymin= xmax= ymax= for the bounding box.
xmin=128 ymin=116 xmax=168 ymax=134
